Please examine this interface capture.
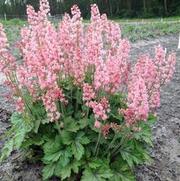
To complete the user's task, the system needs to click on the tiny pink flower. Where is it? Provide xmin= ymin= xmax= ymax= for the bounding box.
xmin=94 ymin=120 xmax=101 ymax=128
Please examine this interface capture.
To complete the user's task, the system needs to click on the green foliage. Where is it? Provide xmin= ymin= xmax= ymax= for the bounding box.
xmin=0 ymin=139 xmax=14 ymax=161
xmin=42 ymin=163 xmax=56 ymax=180
xmin=82 ymin=159 xmax=113 ymax=181
xmin=0 ymin=112 xmax=33 ymax=161
xmin=111 ymin=158 xmax=135 ymax=181
xmin=0 ymin=91 xmax=157 ymax=181
xmin=82 ymin=167 xmax=113 ymax=181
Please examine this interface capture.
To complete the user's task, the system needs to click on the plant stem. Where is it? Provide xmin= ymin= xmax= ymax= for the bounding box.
xmin=60 ymin=102 xmax=65 ymax=116
xmin=94 ymin=131 xmax=101 ymax=156
xmin=55 ymin=121 xmax=61 ymax=134
xmin=103 ymin=134 xmax=117 ymax=156
xmin=112 ymin=143 xmax=125 ymax=159
xmin=111 ymin=135 xmax=126 ymax=156
xmin=75 ymin=89 xmax=79 ymax=113
xmin=86 ymin=107 xmax=90 ymax=118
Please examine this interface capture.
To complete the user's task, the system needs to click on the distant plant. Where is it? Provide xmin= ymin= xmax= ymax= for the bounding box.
xmin=0 ymin=0 xmax=176 ymax=180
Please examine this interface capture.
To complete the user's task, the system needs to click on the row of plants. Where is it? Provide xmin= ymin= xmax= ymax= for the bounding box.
xmin=0 ymin=0 xmax=176 ymax=180
xmin=122 ymin=22 xmax=180 ymax=42
xmin=1 ymin=18 xmax=180 ymax=45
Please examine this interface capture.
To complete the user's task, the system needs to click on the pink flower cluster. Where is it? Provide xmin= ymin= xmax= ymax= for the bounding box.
xmin=83 ymin=83 xmax=95 ymax=102
xmin=123 ymin=75 xmax=149 ymax=125
xmin=88 ymin=97 xmax=110 ymax=121
xmin=0 ymin=0 xmax=176 ymax=127
xmin=133 ymin=55 xmax=160 ymax=109
xmin=155 ymin=45 xmax=176 ymax=85
xmin=121 ymin=48 xmax=176 ymax=124
xmin=42 ymin=88 xmax=67 ymax=121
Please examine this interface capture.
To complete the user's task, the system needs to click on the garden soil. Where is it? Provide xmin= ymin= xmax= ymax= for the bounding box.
xmin=0 ymin=35 xmax=179 ymax=181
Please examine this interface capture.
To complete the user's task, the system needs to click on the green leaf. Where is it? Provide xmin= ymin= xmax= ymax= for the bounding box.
xmin=134 ymin=121 xmax=153 ymax=147
xmin=81 ymin=167 xmax=113 ymax=181
xmin=88 ymin=159 xmax=106 ymax=169
xmin=9 ymin=113 xmax=32 ymax=149
xmin=71 ymin=132 xmax=90 ymax=160
xmin=22 ymin=136 xmax=44 ymax=148
xmin=43 ymin=135 xmax=73 ymax=166
xmin=61 ymin=131 xmax=89 ymax=159
xmin=77 ymin=132 xmax=90 ymax=145
xmin=11 ymin=112 xmax=33 ymax=132
xmin=71 ymin=142 xmax=84 ymax=160
xmin=1 ymin=112 xmax=34 ymax=162
xmin=64 ymin=117 xmax=80 ymax=132
xmin=0 ymin=139 xmax=14 ymax=162
xmin=55 ymin=163 xmax=72 ymax=180
xmin=57 ymin=148 xmax=72 ymax=167
xmin=55 ymin=159 xmax=81 ymax=179
xmin=43 ymin=136 xmax=63 ymax=163
xmin=120 ymin=142 xmax=145 ymax=168
xmin=111 ymin=158 xmax=135 ymax=181
xmin=78 ymin=118 xmax=88 ymax=129
xmin=121 ymin=149 xmax=136 ymax=168
xmin=61 ymin=131 xmax=73 ymax=145
xmin=13 ymin=127 xmax=26 ymax=149
xmin=147 ymin=114 xmax=157 ymax=125
xmin=142 ymin=151 xmax=153 ymax=164
xmin=80 ymin=136 xmax=90 ymax=144
xmin=143 ymin=136 xmax=153 ymax=147
xmin=81 ymin=169 xmax=104 ymax=181
xmin=42 ymin=163 xmax=56 ymax=180
xmin=43 ymin=136 xmax=61 ymax=153
xmin=71 ymin=159 xmax=81 ymax=173
xmin=43 ymin=151 xmax=61 ymax=163
xmin=119 ymin=140 xmax=152 ymax=168
xmin=30 ymin=101 xmax=46 ymax=121
xmin=60 ymin=167 xmax=72 ymax=180
xmin=10 ymin=112 xmax=22 ymax=124
xmin=34 ymin=119 xmax=41 ymax=133
xmin=134 ymin=141 xmax=152 ymax=164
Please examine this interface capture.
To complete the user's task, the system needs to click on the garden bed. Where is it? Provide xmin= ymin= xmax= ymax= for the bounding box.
xmin=0 ymin=35 xmax=179 ymax=181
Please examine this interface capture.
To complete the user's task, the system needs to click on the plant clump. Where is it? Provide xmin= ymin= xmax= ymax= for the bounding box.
xmin=0 ymin=0 xmax=176 ymax=180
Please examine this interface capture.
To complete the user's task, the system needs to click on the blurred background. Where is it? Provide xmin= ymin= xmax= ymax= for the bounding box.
xmin=0 ymin=0 xmax=180 ymax=19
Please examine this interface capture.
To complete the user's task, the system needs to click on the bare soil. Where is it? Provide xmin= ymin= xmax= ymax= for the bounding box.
xmin=0 ymin=35 xmax=179 ymax=181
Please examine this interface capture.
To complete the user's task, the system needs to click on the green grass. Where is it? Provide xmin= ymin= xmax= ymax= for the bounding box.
xmin=112 ymin=16 xmax=180 ymax=23
xmin=0 ymin=19 xmax=26 ymax=44
xmin=83 ymin=16 xmax=180 ymax=23
xmin=121 ymin=22 xmax=180 ymax=42
xmin=0 ymin=18 xmax=179 ymax=44
xmin=0 ymin=18 xmax=26 ymax=26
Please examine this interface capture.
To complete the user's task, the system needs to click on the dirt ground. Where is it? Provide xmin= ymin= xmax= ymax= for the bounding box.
xmin=0 ymin=35 xmax=179 ymax=181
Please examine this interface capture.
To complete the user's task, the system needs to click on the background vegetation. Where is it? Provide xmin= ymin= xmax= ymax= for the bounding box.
xmin=0 ymin=0 xmax=180 ymax=19
xmin=1 ymin=18 xmax=180 ymax=44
